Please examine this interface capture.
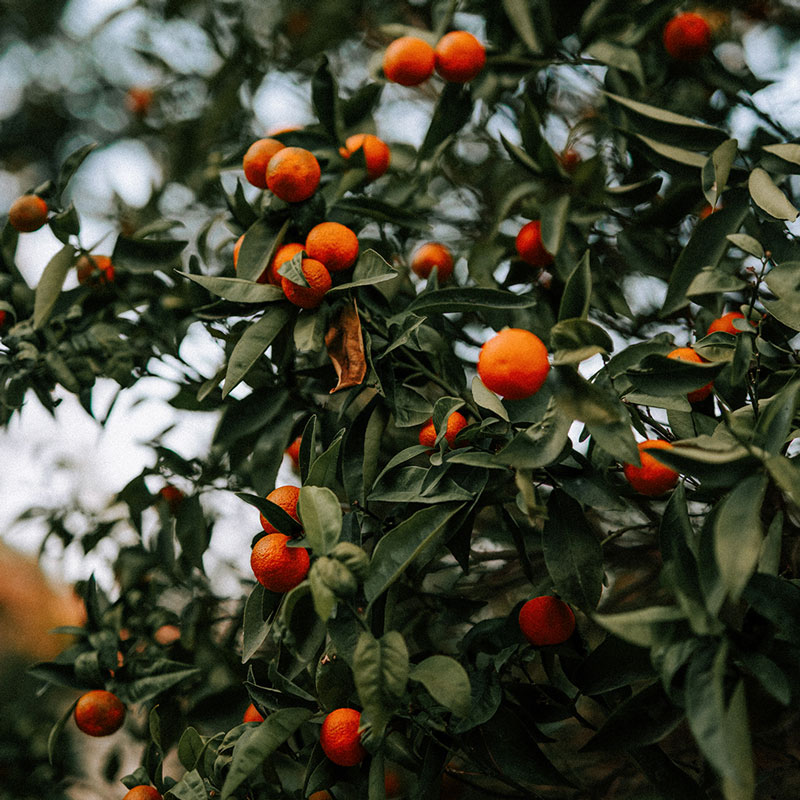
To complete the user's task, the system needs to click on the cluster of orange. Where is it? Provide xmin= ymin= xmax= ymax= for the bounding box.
xmin=383 ymin=30 xmax=486 ymax=86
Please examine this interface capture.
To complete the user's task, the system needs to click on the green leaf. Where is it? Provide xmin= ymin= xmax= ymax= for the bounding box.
xmin=221 ymin=708 xmax=312 ymax=800
xmin=502 ymin=0 xmax=542 ymax=53
xmin=57 ymin=142 xmax=97 ymax=197
xmin=714 ymin=474 xmax=767 ymax=602
xmin=311 ymin=56 xmax=342 ymax=144
xmin=762 ymin=142 xmax=800 ymax=165
xmin=48 ymin=699 xmax=79 ymax=765
xmin=540 ymin=195 xmax=570 ymax=257
xmin=763 ymin=260 xmax=800 ymax=330
xmin=593 ymin=605 xmax=686 ymax=647
xmin=33 ymin=245 xmax=74 ymax=329
xmin=180 ymin=272 xmax=285 ymax=303
xmin=606 ymin=93 xmax=725 ymax=133
xmin=752 ymin=379 xmax=800 ymax=454
xmin=237 ymin=492 xmax=302 ymax=536
xmin=558 ymin=251 xmax=591 ymax=321
xmin=236 ymin=218 xmax=289 ymax=283
xmin=364 ymin=503 xmax=466 ymax=604
xmin=408 ymin=287 xmax=536 ymax=315
xmin=721 ymin=682 xmax=755 ymax=800
xmin=298 ymin=486 xmax=342 ymax=555
xmin=495 ymin=397 xmax=571 ymax=468
xmin=305 ymin=429 xmax=345 ymax=489
xmin=112 ymin=236 xmax=187 ymax=273
xmin=409 ymin=656 xmax=471 ymax=717
xmin=625 ymin=353 xmax=724 ymax=396
xmin=542 ymin=490 xmax=603 ymax=612
xmin=174 ymin=494 xmax=209 ymax=570
xmin=471 ymin=375 xmax=509 ymax=421
xmin=222 ymin=307 xmax=292 ymax=397
xmin=328 ymin=249 xmax=398 ymax=292
xmin=587 ymin=41 xmax=644 ymax=85
xmin=48 ymin=203 xmax=80 ymax=243
xmin=242 ymin=584 xmax=280 ymax=663
xmin=176 ymin=727 xmax=205 ymax=771
xmin=703 ymin=138 xmax=738 ymax=208
xmin=726 ymin=233 xmax=764 ymax=259
xmin=353 ymin=631 xmax=409 ymax=732
xmin=168 ymin=769 xmax=207 ymax=800
xmin=748 ymin=167 xmax=799 ymax=221
xmin=634 ymin=134 xmax=708 ymax=168
xmin=686 ymin=266 xmax=748 ymax=297
xmin=551 ymin=318 xmax=613 ymax=363
xmin=742 ymin=573 xmax=800 ymax=643
xmin=418 ymin=83 xmax=472 ymax=161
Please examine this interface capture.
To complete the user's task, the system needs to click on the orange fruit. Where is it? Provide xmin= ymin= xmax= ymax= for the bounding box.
xmin=281 ymin=258 xmax=332 ymax=309
xmin=259 ymin=485 xmax=301 ymax=533
xmin=269 ymin=242 xmax=305 ymax=286
xmin=383 ymin=36 xmax=436 ymax=86
xmin=243 ymin=138 xmax=286 ymax=190
xmin=698 ymin=204 xmax=718 ymax=220
xmin=518 ymin=596 xmax=575 ymax=646
xmin=285 ymin=436 xmax=302 ymax=470
xmin=125 ymin=88 xmax=154 ymax=115
xmin=73 ymin=689 xmax=126 ymax=737
xmin=434 ymin=31 xmax=486 ymax=83
xmin=384 ymin=768 xmax=404 ymax=798
xmin=266 ymin=147 xmax=321 ymax=203
xmin=320 ymin=708 xmax=366 ymax=767
xmin=558 ymin=148 xmax=581 ymax=171
xmin=663 ymin=12 xmax=712 ymax=61
xmin=477 ymin=328 xmax=550 ymax=400
xmin=667 ymin=347 xmax=713 ymax=402
xmin=154 ymin=624 xmax=180 ymax=646
xmin=411 ymin=242 xmax=454 ymax=282
xmin=340 ymin=134 xmax=390 ymax=181
xmin=707 ymin=311 xmax=749 ymax=335
xmin=623 ymin=439 xmax=679 ymax=496
xmin=305 ymin=222 xmax=359 ymax=273
xmin=158 ymin=485 xmax=184 ymax=514
xmin=77 ymin=255 xmax=115 ymax=287
xmin=419 ymin=411 xmax=468 ymax=449
xmin=515 ymin=220 xmax=553 ymax=267
xmin=243 ymin=702 xmax=264 ymax=723
xmin=309 ymin=793 xmax=331 ymax=800
xmin=251 ymin=533 xmax=310 ymax=593
xmin=8 ymin=195 xmax=48 ymax=233
xmin=122 ymin=787 xmax=162 ymax=800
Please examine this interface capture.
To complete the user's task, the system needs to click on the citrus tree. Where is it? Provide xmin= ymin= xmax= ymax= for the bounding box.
xmin=3 ymin=1 xmax=800 ymax=799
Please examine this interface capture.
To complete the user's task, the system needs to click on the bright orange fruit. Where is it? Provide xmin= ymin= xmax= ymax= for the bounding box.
xmin=663 ymin=12 xmax=712 ymax=61
xmin=340 ymin=134 xmax=390 ymax=180
xmin=305 ymin=222 xmax=359 ymax=272
xmin=8 ymin=195 xmax=48 ymax=233
xmin=518 ymin=596 xmax=575 ymax=646
xmin=419 ymin=411 xmax=467 ymax=449
xmin=411 ymin=242 xmax=454 ymax=282
xmin=623 ymin=439 xmax=679 ymax=496
xmin=383 ymin=36 xmax=436 ymax=86
xmin=320 ymin=708 xmax=366 ymax=767
xmin=250 ymin=533 xmax=310 ymax=593
xmin=434 ymin=31 xmax=486 ymax=83
xmin=76 ymin=255 xmax=115 ymax=287
xmin=515 ymin=220 xmax=553 ymax=267
xmin=266 ymin=147 xmax=321 ymax=202
xmin=281 ymin=258 xmax=332 ymax=309
xmin=243 ymin=138 xmax=285 ymax=189
xmin=73 ymin=689 xmax=126 ymax=737
xmin=477 ymin=328 xmax=550 ymax=400
xmin=259 ymin=485 xmax=301 ymax=533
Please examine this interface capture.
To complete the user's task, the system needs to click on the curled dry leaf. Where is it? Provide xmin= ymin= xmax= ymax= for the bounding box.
xmin=325 ymin=300 xmax=367 ymax=393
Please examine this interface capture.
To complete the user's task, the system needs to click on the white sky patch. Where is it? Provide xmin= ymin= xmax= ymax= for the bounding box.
xmin=252 ymin=73 xmax=316 ymax=134
xmin=61 ymin=0 xmax=136 ymax=38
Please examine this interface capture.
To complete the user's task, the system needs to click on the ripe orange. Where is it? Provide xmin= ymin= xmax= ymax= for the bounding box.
xmin=243 ymin=702 xmax=264 ymax=723
xmin=309 ymin=793 xmax=331 ymax=800
xmin=707 ymin=311 xmax=749 ymax=335
xmin=125 ymin=88 xmax=154 ymax=116
xmin=320 ymin=708 xmax=366 ymax=767
xmin=667 ymin=347 xmax=713 ymax=402
xmin=663 ymin=12 xmax=712 ymax=61
xmin=243 ymin=138 xmax=286 ymax=189
xmin=73 ymin=689 xmax=126 ymax=737
xmin=251 ymin=533 xmax=310 ymax=593
xmin=259 ymin=485 xmax=301 ymax=533
xmin=269 ymin=242 xmax=305 ymax=286
xmin=434 ymin=31 xmax=486 ymax=83
xmin=623 ymin=439 xmax=679 ymax=496
xmin=266 ymin=147 xmax=321 ymax=203
xmin=122 ymin=787 xmax=162 ymax=800
xmin=515 ymin=220 xmax=553 ymax=267
xmin=8 ymin=195 xmax=48 ymax=233
xmin=281 ymin=258 xmax=332 ymax=309
xmin=158 ymin=485 xmax=184 ymax=514
xmin=305 ymin=222 xmax=359 ymax=273
xmin=154 ymin=624 xmax=180 ymax=646
xmin=477 ymin=328 xmax=550 ymax=400
xmin=383 ymin=36 xmax=436 ymax=86
xmin=518 ymin=596 xmax=575 ymax=646
xmin=77 ymin=255 xmax=115 ymax=287
xmin=419 ymin=411 xmax=468 ymax=449
xmin=411 ymin=242 xmax=454 ymax=282
xmin=285 ymin=436 xmax=302 ymax=469
xmin=558 ymin=148 xmax=581 ymax=171
xmin=340 ymin=134 xmax=390 ymax=181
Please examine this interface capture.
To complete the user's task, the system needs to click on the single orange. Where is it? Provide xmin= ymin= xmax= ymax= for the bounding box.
xmin=340 ymin=134 xmax=390 ymax=181
xmin=623 ymin=439 xmax=679 ymax=496
xmin=158 ymin=485 xmax=184 ymax=514
xmin=515 ymin=220 xmax=553 ymax=267
xmin=122 ymin=787 xmax=162 ymax=800
xmin=269 ymin=242 xmax=305 ymax=286
xmin=251 ymin=533 xmax=310 ymax=593
xmin=518 ymin=596 xmax=575 ymax=646
xmin=73 ymin=689 xmax=126 ymax=737
xmin=383 ymin=36 xmax=436 ymax=86
xmin=663 ymin=12 xmax=712 ymax=61
xmin=419 ymin=411 xmax=468 ymax=449
xmin=281 ymin=258 xmax=332 ymax=309
xmin=243 ymin=702 xmax=264 ymax=723
xmin=320 ymin=708 xmax=366 ymax=767
xmin=266 ymin=147 xmax=321 ymax=203
xmin=243 ymin=138 xmax=286 ymax=189
xmin=76 ymin=254 xmax=115 ymax=287
xmin=125 ymin=88 xmax=154 ymax=115
xmin=667 ymin=347 xmax=713 ymax=402
xmin=707 ymin=311 xmax=749 ymax=335
xmin=259 ymin=485 xmax=301 ymax=533
xmin=154 ymin=624 xmax=180 ymax=646
xmin=477 ymin=328 xmax=550 ymax=400
xmin=434 ymin=31 xmax=486 ymax=83
xmin=305 ymin=222 xmax=359 ymax=273
xmin=8 ymin=195 xmax=48 ymax=233
xmin=308 ymin=793 xmax=332 ymax=800
xmin=411 ymin=242 xmax=454 ymax=282
xmin=285 ymin=436 xmax=302 ymax=469
xmin=558 ymin=148 xmax=581 ymax=171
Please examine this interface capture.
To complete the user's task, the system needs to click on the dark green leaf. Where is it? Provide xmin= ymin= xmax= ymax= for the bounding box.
xmin=418 ymin=83 xmax=472 ymax=161
xmin=113 ymin=236 xmax=187 ymax=273
xmin=354 ymin=630 xmax=409 ymax=732
xmin=57 ymin=142 xmax=97 ymax=197
xmin=558 ymin=251 xmax=591 ymax=321
xmin=33 ymin=245 xmax=74 ymax=329
xmin=311 ymin=56 xmax=341 ymax=143
xmin=409 ymin=656 xmax=471 ymax=717
xmin=407 ymin=287 xmax=536 ymax=315
xmin=180 ymin=272 xmax=285 ymax=304
xmin=298 ymin=486 xmax=342 ymax=555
